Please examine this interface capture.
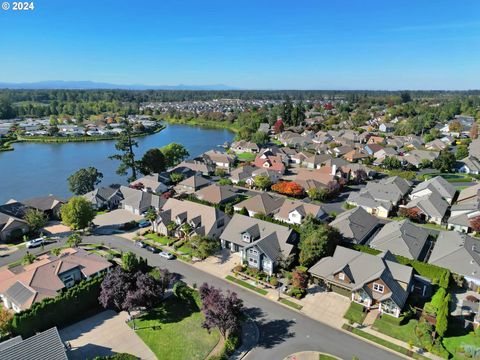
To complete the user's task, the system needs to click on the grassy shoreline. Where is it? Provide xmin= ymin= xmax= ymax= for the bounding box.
xmin=161 ymin=116 xmax=240 ymax=133
xmin=0 ymin=125 xmax=165 ymax=151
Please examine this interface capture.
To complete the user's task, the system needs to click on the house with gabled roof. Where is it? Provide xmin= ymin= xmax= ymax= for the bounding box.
xmin=401 ymin=191 xmax=450 ymax=225
xmin=0 ymin=248 xmax=111 ymax=312
xmin=428 ymin=231 xmax=480 ymax=290
xmin=130 ymin=174 xmax=169 ymax=194
xmin=220 ymin=214 xmax=298 ymax=275
xmin=309 ymin=246 xmax=413 ymax=317
xmin=154 ymin=198 xmax=230 ymax=239
xmin=230 ymin=140 xmax=260 ymax=154
xmin=194 ymin=184 xmax=240 ymax=205
xmin=329 ymin=207 xmax=381 ymax=244
xmin=447 ymin=200 xmax=480 ymax=233
xmin=458 ymin=156 xmax=480 ymax=175
xmin=234 ymin=193 xmax=285 ymax=217
xmin=273 ymin=199 xmax=327 ymax=225
xmin=410 ymin=176 xmax=457 ymax=205
xmin=21 ymin=195 xmax=64 ymax=219
xmin=369 ymin=220 xmax=429 ymax=260
xmin=83 ymin=186 xmax=123 ymax=210
xmin=176 ymin=174 xmax=212 ymax=194
xmin=119 ymin=186 xmax=163 ymax=215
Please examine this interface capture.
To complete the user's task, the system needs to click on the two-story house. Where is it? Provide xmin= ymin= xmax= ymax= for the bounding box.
xmin=309 ymin=246 xmax=414 ymax=317
xmin=220 ymin=214 xmax=298 ymax=275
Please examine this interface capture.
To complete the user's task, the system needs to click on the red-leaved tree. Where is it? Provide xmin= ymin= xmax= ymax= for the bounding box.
xmin=273 ymin=119 xmax=284 ymax=134
xmin=199 ymin=283 xmax=244 ymax=340
xmin=271 ymin=181 xmax=304 ymax=197
xmin=470 ymin=216 xmax=480 ymax=232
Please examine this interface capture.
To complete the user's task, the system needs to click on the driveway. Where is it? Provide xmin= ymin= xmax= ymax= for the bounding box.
xmin=93 ymin=209 xmax=143 ymax=227
xmin=192 ymin=248 xmax=242 ymax=278
xmin=60 ymin=310 xmax=156 ymax=360
xmin=301 ymin=286 xmax=351 ymax=328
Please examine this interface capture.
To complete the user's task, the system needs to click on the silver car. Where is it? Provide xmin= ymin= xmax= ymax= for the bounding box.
xmin=159 ymin=251 xmax=174 ymax=260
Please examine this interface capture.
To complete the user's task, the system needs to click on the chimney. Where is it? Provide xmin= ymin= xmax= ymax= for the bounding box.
xmin=331 ymin=164 xmax=337 ymax=176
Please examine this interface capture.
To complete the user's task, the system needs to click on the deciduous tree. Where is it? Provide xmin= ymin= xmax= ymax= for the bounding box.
xmin=24 ymin=208 xmax=48 ymax=233
xmin=139 ymin=148 xmax=166 ymax=175
xmin=67 ymin=167 xmax=104 ymax=195
xmin=60 ymin=197 xmax=96 ymax=230
xmin=161 ymin=143 xmax=189 ymax=168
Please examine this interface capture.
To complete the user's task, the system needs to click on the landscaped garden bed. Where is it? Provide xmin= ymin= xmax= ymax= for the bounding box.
xmin=225 ymin=275 xmax=268 ymax=295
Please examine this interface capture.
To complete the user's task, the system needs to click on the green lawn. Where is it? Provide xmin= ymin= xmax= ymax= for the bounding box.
xmin=443 ymin=332 xmax=480 ymax=360
xmin=225 ymin=275 xmax=268 ymax=295
xmin=279 ymin=297 xmax=303 ymax=310
xmin=236 ymin=152 xmax=257 ymax=162
xmin=319 ymin=355 xmax=339 ymax=360
xmin=130 ymin=292 xmax=219 ymax=360
xmin=177 ymin=244 xmax=193 ymax=255
xmin=144 ymin=233 xmax=170 ymax=245
xmin=373 ymin=317 xmax=421 ymax=345
xmin=343 ymin=302 xmax=367 ymax=324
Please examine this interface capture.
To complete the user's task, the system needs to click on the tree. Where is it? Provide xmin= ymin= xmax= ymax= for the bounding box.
xmin=24 ymin=208 xmax=47 ymax=233
xmin=122 ymin=251 xmax=145 ymax=273
xmin=139 ymin=148 xmax=166 ymax=175
xmin=109 ymin=122 xmax=139 ymax=182
xmin=470 ymin=122 xmax=478 ymax=140
xmin=199 ymin=283 xmax=243 ymax=340
xmin=456 ymin=145 xmax=469 ymax=160
xmin=124 ymin=271 xmax=163 ymax=311
xmin=353 ymin=169 xmax=368 ymax=183
xmin=169 ymin=172 xmax=184 ymax=184
xmin=60 ymin=196 xmax=96 ymax=230
xmin=271 ymin=181 xmax=304 ymax=197
xmin=291 ymin=269 xmax=308 ymax=291
xmin=282 ymin=97 xmax=293 ymax=125
xmin=435 ymin=294 xmax=451 ymax=338
xmin=400 ymin=92 xmax=411 ymax=103
xmin=66 ymin=233 xmax=82 ymax=248
xmin=470 ymin=215 xmax=480 ymax=232
xmin=22 ymin=252 xmax=36 ymax=265
xmin=190 ymin=236 xmax=220 ymax=259
xmin=291 ymin=102 xmax=305 ymax=126
xmin=399 ymin=207 xmax=422 ymax=221
xmin=161 ymin=143 xmax=189 ymax=168
xmin=250 ymin=131 xmax=269 ymax=145
xmin=449 ymin=120 xmax=463 ymax=133
xmin=253 ymin=174 xmax=272 ymax=190
xmin=299 ymin=225 xmax=341 ymax=267
xmin=433 ymin=150 xmax=456 ymax=173
xmin=67 ymin=167 xmax=104 ymax=195
xmin=0 ymin=307 xmax=13 ymax=336
xmin=383 ymin=156 xmax=402 ymax=170
xmin=273 ymin=119 xmax=284 ymax=134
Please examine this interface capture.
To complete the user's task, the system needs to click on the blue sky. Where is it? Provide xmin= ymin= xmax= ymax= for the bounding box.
xmin=0 ymin=0 xmax=479 ymax=89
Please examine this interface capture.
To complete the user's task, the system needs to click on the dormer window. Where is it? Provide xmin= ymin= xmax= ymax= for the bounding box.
xmin=373 ymin=283 xmax=384 ymax=293
xmin=242 ymin=232 xmax=251 ymax=243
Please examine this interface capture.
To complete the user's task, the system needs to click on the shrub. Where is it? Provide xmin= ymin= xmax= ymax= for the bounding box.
xmin=12 ymin=275 xmax=104 ymax=337
xmin=233 ymin=265 xmax=244 ymax=273
xmin=269 ymin=277 xmax=279 ymax=287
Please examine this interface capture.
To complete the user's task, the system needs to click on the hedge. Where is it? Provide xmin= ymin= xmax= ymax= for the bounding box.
xmin=11 ymin=275 xmax=105 ymax=337
xmin=352 ymin=245 xmax=450 ymax=288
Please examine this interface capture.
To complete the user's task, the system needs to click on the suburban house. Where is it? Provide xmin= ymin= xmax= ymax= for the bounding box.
xmin=379 ymin=123 xmax=395 ymax=133
xmin=294 ymin=168 xmax=337 ymax=192
xmin=401 ymin=192 xmax=449 ymax=225
xmin=119 ymin=186 xmax=162 ymax=215
xmin=364 ymin=143 xmax=384 ymax=156
xmin=458 ymin=156 xmax=480 ymax=175
xmin=194 ymin=184 xmax=240 ymax=205
xmin=176 ymin=174 xmax=212 ymax=194
xmin=343 ymin=149 xmax=369 ymax=163
xmin=428 ymin=231 xmax=480 ymax=290
xmin=457 ymin=183 xmax=480 ymax=204
xmin=154 ymin=198 xmax=230 ymax=239
xmin=309 ymin=246 xmax=413 ymax=317
xmin=21 ymin=195 xmax=64 ymax=219
xmin=447 ymin=200 xmax=480 ymax=233
xmin=369 ymin=220 xmax=429 ymax=260
xmin=273 ymin=199 xmax=327 ymax=225
xmin=0 ymin=248 xmax=111 ymax=312
xmin=130 ymin=174 xmax=169 ymax=194
xmin=329 ymin=207 xmax=381 ymax=244
xmin=201 ymin=150 xmax=236 ymax=173
xmin=230 ymin=140 xmax=260 ymax=154
xmin=302 ymin=154 xmax=330 ymax=169
xmin=0 ymin=327 xmax=68 ymax=360
xmin=220 ymin=214 xmax=298 ymax=275
xmin=409 ymin=176 xmax=457 ymax=205
xmin=0 ymin=202 xmax=29 ymax=242
xmin=234 ymin=193 xmax=285 ymax=217
xmin=83 ymin=187 xmax=124 ymax=210
xmin=425 ymin=139 xmax=447 ymax=151
xmin=172 ymin=160 xmax=214 ymax=176
xmin=401 ymin=150 xmax=439 ymax=168
xmin=252 ymin=153 xmax=286 ymax=174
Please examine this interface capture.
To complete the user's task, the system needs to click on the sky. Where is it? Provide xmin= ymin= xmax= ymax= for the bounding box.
xmin=0 ymin=0 xmax=479 ymax=90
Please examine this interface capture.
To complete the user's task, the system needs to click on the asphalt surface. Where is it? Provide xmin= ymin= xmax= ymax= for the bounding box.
xmin=0 ymin=234 xmax=402 ymax=360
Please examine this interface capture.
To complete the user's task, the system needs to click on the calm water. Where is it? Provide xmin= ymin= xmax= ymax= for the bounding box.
xmin=0 ymin=124 xmax=234 ymax=202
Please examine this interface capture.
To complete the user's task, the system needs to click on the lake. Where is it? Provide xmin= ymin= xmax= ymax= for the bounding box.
xmin=0 ymin=124 xmax=234 ymax=203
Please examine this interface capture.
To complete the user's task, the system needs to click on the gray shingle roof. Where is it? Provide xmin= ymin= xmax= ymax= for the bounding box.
xmin=329 ymin=207 xmax=380 ymax=244
xmin=369 ymin=220 xmax=429 ymax=260
xmin=411 ymin=176 xmax=456 ymax=202
xmin=0 ymin=327 xmax=67 ymax=360
xmin=4 ymin=281 xmax=35 ymax=306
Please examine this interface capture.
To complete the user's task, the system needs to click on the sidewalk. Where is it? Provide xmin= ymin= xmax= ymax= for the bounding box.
xmin=230 ymin=318 xmax=259 ymax=360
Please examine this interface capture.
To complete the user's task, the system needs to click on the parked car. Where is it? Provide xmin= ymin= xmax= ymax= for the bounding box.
xmin=146 ymin=245 xmax=159 ymax=253
xmin=159 ymin=251 xmax=174 ymax=260
xmin=138 ymin=220 xmax=151 ymax=228
xmin=135 ymin=241 xmax=146 ymax=248
xmin=26 ymin=237 xmax=44 ymax=249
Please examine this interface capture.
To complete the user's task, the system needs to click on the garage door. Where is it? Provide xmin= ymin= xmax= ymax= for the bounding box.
xmin=330 ymin=284 xmax=351 ymax=298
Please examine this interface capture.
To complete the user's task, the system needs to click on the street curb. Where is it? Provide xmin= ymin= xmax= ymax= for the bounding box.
xmin=229 ymin=315 xmax=260 ymax=360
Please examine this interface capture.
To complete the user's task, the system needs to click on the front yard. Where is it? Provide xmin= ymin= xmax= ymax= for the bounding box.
xmin=144 ymin=233 xmax=171 ymax=245
xmin=343 ymin=302 xmax=367 ymax=324
xmin=236 ymin=152 xmax=257 ymax=162
xmin=443 ymin=331 xmax=480 ymax=360
xmin=130 ymin=291 xmax=220 ymax=360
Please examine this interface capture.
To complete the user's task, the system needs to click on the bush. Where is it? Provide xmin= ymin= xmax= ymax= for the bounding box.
xmin=269 ymin=277 xmax=279 ymax=287
xmin=287 ymin=287 xmax=305 ymax=299
xmin=12 ymin=275 xmax=104 ymax=338
xmin=233 ymin=265 xmax=244 ymax=273
xmin=93 ymin=354 xmax=137 ymax=360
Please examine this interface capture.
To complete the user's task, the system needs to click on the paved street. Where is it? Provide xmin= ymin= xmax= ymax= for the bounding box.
xmin=0 ymin=234 xmax=402 ymax=359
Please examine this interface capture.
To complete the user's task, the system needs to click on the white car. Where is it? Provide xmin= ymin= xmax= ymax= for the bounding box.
xmin=26 ymin=237 xmax=45 ymax=249
xmin=159 ymin=251 xmax=174 ymax=260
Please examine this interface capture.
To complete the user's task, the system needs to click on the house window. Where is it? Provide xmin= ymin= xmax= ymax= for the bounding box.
xmin=242 ymin=233 xmax=251 ymax=243
xmin=373 ymin=283 xmax=384 ymax=293
xmin=249 ymin=248 xmax=258 ymax=255
xmin=338 ymin=273 xmax=345 ymax=281
xmin=249 ymin=258 xmax=257 ymax=264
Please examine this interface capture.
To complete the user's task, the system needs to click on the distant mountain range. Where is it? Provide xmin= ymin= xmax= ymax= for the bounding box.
xmin=0 ymin=81 xmax=239 ymax=90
